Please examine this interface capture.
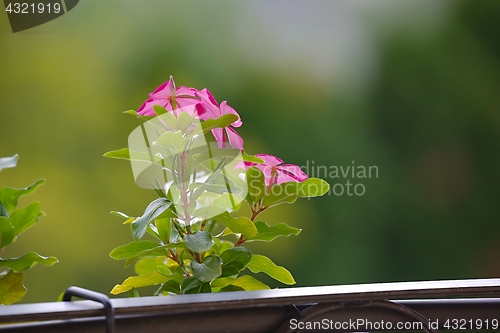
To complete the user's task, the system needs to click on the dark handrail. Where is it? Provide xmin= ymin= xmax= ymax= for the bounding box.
xmin=0 ymin=278 xmax=499 ymax=332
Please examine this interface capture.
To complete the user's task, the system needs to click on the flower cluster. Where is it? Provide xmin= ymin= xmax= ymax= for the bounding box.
xmin=137 ymin=77 xmax=243 ymax=150
xmin=136 ymin=76 xmax=305 ymax=186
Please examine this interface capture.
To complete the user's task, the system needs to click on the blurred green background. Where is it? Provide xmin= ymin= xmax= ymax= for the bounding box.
xmin=1 ymin=0 xmax=499 ymax=303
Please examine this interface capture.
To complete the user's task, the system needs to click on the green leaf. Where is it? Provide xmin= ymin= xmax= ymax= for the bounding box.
xmin=0 ymin=252 xmax=58 ymax=272
xmin=158 ymin=279 xmax=181 ymax=295
xmin=153 ymin=104 xmax=168 ymax=116
xmin=129 ymin=288 xmax=140 ymax=298
xmin=297 ymin=178 xmax=330 ymax=197
xmin=131 ymin=198 xmax=172 ymax=240
xmin=246 ymin=167 xmax=266 ymax=203
xmin=133 ymin=257 xmax=172 ymax=276
xmin=178 ymin=111 xmax=193 ymax=133
xmin=124 ymin=243 xmax=178 ymax=268
xmin=242 ymin=152 xmax=264 ymax=164
xmin=180 ymin=276 xmax=211 ymax=294
xmin=247 ymin=254 xmax=295 ymax=285
xmin=201 ymin=114 xmax=239 ymax=134
xmin=192 ymin=147 xmax=241 ymax=170
xmin=212 ymin=275 xmax=270 ymax=291
xmin=9 ymin=202 xmax=42 ymax=236
xmin=226 ymin=275 xmax=270 ymax=291
xmin=155 ymin=218 xmax=171 ymax=244
xmin=0 ymin=179 xmax=45 ymax=214
xmin=111 ymin=211 xmax=131 ymax=219
xmin=248 ymin=221 xmax=301 ymax=242
xmin=110 ymin=240 xmax=161 ymax=260
xmin=0 ymin=154 xmax=18 ymax=173
xmin=219 ymin=247 xmax=252 ymax=277
xmin=262 ymin=178 xmax=329 ymax=207
xmin=212 ymin=212 xmax=257 ymax=238
xmin=111 ymin=271 xmax=168 ymax=295
xmin=0 ymin=203 xmax=7 ymax=218
xmin=191 ymin=255 xmax=222 ymax=282
xmin=0 ymin=271 xmax=26 ymax=305
xmin=219 ymin=285 xmax=245 ymax=292
xmin=134 ymin=258 xmax=157 ymax=275
xmin=155 ymin=130 xmax=185 ymax=153
xmin=103 ymin=148 xmax=160 ymax=163
xmin=184 ymin=231 xmax=214 ymax=253
xmin=0 ymin=217 xmax=15 ymax=248
xmin=123 ymin=109 xmax=154 ymax=120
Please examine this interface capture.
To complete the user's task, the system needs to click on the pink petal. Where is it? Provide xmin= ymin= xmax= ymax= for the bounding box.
xmin=195 ymin=103 xmax=207 ymax=117
xmin=275 ymin=172 xmax=301 ymax=185
xmin=137 ymin=99 xmax=164 ymax=116
xmin=173 ymin=104 xmax=199 ymax=117
xmin=220 ymin=101 xmax=242 ymax=127
xmin=226 ymin=127 xmax=244 ymax=150
xmin=254 ymin=154 xmax=283 ymax=166
xmin=276 ymin=164 xmax=308 ymax=183
xmin=196 ymin=88 xmax=219 ymax=107
xmin=176 ymin=86 xmax=198 ymax=96
xmin=150 ymin=78 xmax=175 ymax=100
xmin=211 ymin=128 xmax=224 ymax=144
xmin=196 ymin=91 xmax=220 ymax=120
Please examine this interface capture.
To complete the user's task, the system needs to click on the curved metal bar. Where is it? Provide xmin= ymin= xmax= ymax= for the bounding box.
xmin=275 ymin=302 xmax=345 ymax=333
xmin=63 ymin=286 xmax=115 ymax=333
xmin=363 ymin=300 xmax=439 ymax=333
xmin=275 ymin=299 xmax=440 ymax=333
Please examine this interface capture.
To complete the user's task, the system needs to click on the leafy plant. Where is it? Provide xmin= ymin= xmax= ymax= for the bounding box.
xmin=0 ymin=154 xmax=58 ymax=305
xmin=106 ymin=77 xmax=329 ymax=296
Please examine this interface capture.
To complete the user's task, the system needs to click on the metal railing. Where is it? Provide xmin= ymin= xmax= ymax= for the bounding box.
xmin=1 ymin=278 xmax=499 ymax=332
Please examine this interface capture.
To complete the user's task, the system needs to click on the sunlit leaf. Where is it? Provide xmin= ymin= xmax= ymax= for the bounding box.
xmin=219 ymin=285 xmax=245 ymax=292
xmin=111 ymin=271 xmax=168 ymax=295
xmin=212 ymin=212 xmax=257 ymax=238
xmin=247 ymin=254 xmax=295 ymax=285
xmin=212 ymin=275 xmax=270 ymax=291
xmin=225 ymin=275 xmax=270 ymax=291
xmin=0 ymin=271 xmax=26 ymax=305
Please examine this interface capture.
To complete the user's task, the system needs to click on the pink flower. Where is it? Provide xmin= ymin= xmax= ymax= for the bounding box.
xmin=241 ymin=154 xmax=308 ymax=185
xmin=196 ymin=88 xmax=244 ymax=150
xmin=137 ymin=76 xmax=201 ymax=116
